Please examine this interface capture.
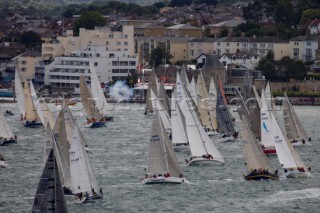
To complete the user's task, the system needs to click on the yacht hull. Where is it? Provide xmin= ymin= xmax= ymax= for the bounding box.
xmin=0 ymin=139 xmax=16 ymax=145
xmin=188 ymin=158 xmax=224 ymax=166
xmin=0 ymin=160 xmax=7 ymax=168
xmin=142 ymin=177 xmax=188 ymax=184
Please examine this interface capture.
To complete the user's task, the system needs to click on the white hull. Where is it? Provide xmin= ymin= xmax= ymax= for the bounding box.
xmin=207 ymin=131 xmax=220 ymax=136
xmin=219 ymin=136 xmax=234 ymax=142
xmin=142 ymin=176 xmax=188 ymax=184
xmin=285 ymin=170 xmax=311 ymax=178
xmin=188 ymin=158 xmax=225 ymax=166
xmin=290 ymin=139 xmax=308 ymax=147
xmin=0 ymin=160 xmax=7 ymax=168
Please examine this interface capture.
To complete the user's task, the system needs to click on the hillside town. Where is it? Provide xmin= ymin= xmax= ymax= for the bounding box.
xmin=0 ymin=0 xmax=320 ymax=104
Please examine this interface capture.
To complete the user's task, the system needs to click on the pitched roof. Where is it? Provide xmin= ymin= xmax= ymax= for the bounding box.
xmin=202 ymin=54 xmax=225 ymax=70
xmin=167 ymin=24 xmax=200 ymax=30
xmin=290 ymin=35 xmax=318 ymax=42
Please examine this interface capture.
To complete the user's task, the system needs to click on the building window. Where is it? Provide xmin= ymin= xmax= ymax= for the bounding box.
xmin=124 ymin=34 xmax=128 ymax=38
xmin=294 ymin=42 xmax=299 ymax=45
xmin=117 ymin=41 xmax=121 ymax=45
xmin=237 ymin=43 xmax=239 ymax=46
xmin=191 ymin=50 xmax=194 ymax=56
xmin=306 ymin=48 xmax=312 ymax=57
xmin=21 ymin=61 xmax=26 ymax=65
xmin=293 ymin=48 xmax=299 ymax=56
xmin=94 ymin=62 xmax=98 ymax=66
xmin=190 ymin=43 xmax=194 ymax=47
xmin=124 ymin=41 xmax=128 ymax=46
xmin=96 ymin=53 xmax=100 ymax=57
xmin=226 ymin=43 xmax=230 ymax=47
xmin=217 ymin=43 xmax=220 ymax=46
xmin=21 ymin=68 xmax=26 ymax=72
xmin=260 ymin=43 xmax=265 ymax=48
xmin=226 ymin=49 xmax=230 ymax=53
xmin=307 ymin=42 xmax=311 ymax=46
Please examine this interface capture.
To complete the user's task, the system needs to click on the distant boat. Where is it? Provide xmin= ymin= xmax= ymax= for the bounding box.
xmin=15 ymin=71 xmax=42 ymax=128
xmin=282 ymin=92 xmax=311 ymax=145
xmin=142 ymin=112 xmax=188 ymax=184
xmin=170 ymin=90 xmax=189 ymax=150
xmin=0 ymin=111 xmax=16 ymax=145
xmin=79 ymin=75 xmax=106 ymax=128
xmin=32 ymin=149 xmax=69 ymax=213
xmin=69 ymin=118 xmax=103 ymax=203
xmin=0 ymin=152 xmax=7 ymax=168
xmin=176 ymin=72 xmax=224 ymax=166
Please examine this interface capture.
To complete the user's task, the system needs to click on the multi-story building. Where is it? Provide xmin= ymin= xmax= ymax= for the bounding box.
xmin=12 ymin=49 xmax=42 ymax=80
xmin=45 ymin=46 xmax=137 ymax=94
xmin=219 ymin=52 xmax=261 ymax=70
xmin=165 ymin=24 xmax=203 ymax=37
xmin=187 ymin=38 xmax=216 ymax=61
xmin=289 ymin=36 xmax=318 ymax=62
xmin=213 ymin=36 xmax=290 ymax=60
xmin=42 ymin=25 xmax=135 ymax=59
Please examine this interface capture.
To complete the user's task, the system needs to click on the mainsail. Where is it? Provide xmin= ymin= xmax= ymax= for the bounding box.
xmin=0 ymin=112 xmax=15 ymax=139
xmin=170 ymin=91 xmax=188 ymax=146
xmin=69 ymin=122 xmax=101 ymax=197
xmin=188 ymin=76 xmax=198 ymax=104
xmin=176 ymin=72 xmax=224 ymax=163
xmin=158 ymin=82 xmax=171 ymax=116
xmin=241 ymin=116 xmax=275 ymax=173
xmin=79 ymin=75 xmax=102 ymax=120
xmin=52 ymin=110 xmax=71 ymax=191
xmin=196 ymin=72 xmax=217 ymax=132
xmin=147 ymin=112 xmax=184 ymax=177
xmin=216 ymin=79 xmax=236 ymax=136
xmin=15 ymin=70 xmax=25 ymax=116
xmin=30 ymin=80 xmax=46 ymax=125
xmin=32 ymin=149 xmax=69 ymax=213
xmin=260 ymin=90 xmax=275 ymax=148
xmin=282 ymin=92 xmax=310 ymax=143
xmin=89 ymin=62 xmax=112 ymax=115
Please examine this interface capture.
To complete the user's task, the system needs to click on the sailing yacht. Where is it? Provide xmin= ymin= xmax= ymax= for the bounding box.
xmin=170 ymin=90 xmax=189 ymax=150
xmin=216 ymin=79 xmax=238 ymax=141
xmin=69 ymin=118 xmax=103 ymax=203
xmin=260 ymin=89 xmax=277 ymax=155
xmin=145 ymin=70 xmax=159 ymax=116
xmin=176 ymin=72 xmax=224 ymax=166
xmin=282 ymin=92 xmax=311 ymax=145
xmin=15 ymin=71 xmax=42 ymax=127
xmin=32 ymin=149 xmax=69 ymax=213
xmin=241 ymin=116 xmax=279 ymax=180
xmin=0 ymin=152 xmax=7 ymax=168
xmin=142 ymin=112 xmax=188 ymax=184
xmin=196 ymin=72 xmax=219 ymax=136
xmin=236 ymin=89 xmax=278 ymax=180
xmin=270 ymin=108 xmax=311 ymax=178
xmin=80 ymin=75 xmax=106 ymax=128
xmin=0 ymin=111 xmax=17 ymax=145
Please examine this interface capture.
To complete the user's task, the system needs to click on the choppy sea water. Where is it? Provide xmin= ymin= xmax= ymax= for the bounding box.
xmin=0 ymin=103 xmax=319 ymax=213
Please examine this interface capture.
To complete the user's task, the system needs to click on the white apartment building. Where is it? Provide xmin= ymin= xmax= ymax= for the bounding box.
xmin=289 ymin=36 xmax=318 ymax=62
xmin=42 ymin=25 xmax=135 ymax=59
xmin=187 ymin=38 xmax=216 ymax=61
xmin=45 ymin=46 xmax=138 ymax=94
xmin=213 ymin=36 xmax=290 ymax=61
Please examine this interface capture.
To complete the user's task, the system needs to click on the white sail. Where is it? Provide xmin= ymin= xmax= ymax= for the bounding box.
xmin=170 ymin=92 xmax=188 ymax=146
xmin=15 ymin=70 xmax=25 ymax=116
xmin=208 ymin=78 xmax=218 ymax=131
xmin=283 ymin=93 xmax=310 ymax=143
xmin=260 ymin=90 xmax=275 ymax=147
xmin=176 ymin=72 xmax=224 ymax=163
xmin=0 ymin=112 xmax=15 ymax=139
xmin=271 ymin=111 xmax=301 ymax=169
xmin=30 ymin=81 xmax=46 ymax=125
xmin=264 ymin=81 xmax=274 ymax=110
xmin=69 ymin=122 xmax=100 ymax=196
xmin=150 ymin=89 xmax=171 ymax=134
xmin=40 ymin=101 xmax=56 ymax=129
xmin=90 ymin=62 xmax=112 ymax=115
xmin=187 ymin=76 xmax=197 ymax=104
xmin=53 ymin=110 xmax=71 ymax=190
xmin=158 ymin=82 xmax=171 ymax=116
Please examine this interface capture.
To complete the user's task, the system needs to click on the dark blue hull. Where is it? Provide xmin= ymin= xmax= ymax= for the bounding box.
xmin=23 ymin=121 xmax=42 ymax=128
xmin=0 ymin=139 xmax=17 ymax=146
xmin=91 ymin=121 xmax=105 ymax=128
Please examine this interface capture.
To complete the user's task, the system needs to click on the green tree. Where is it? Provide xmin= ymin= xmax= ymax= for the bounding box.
xmin=274 ymin=0 xmax=294 ymax=27
xmin=278 ymin=56 xmax=294 ymax=80
xmin=148 ymin=47 xmax=166 ymax=68
xmin=219 ymin=27 xmax=228 ymax=37
xmin=263 ymin=62 xmax=276 ymax=80
xmin=73 ymin=11 xmax=106 ymax=36
xmin=170 ymin=0 xmax=192 ymax=7
xmin=291 ymin=61 xmax=307 ymax=80
xmin=301 ymin=9 xmax=320 ymax=20
xmin=20 ymin=31 xmax=42 ymax=48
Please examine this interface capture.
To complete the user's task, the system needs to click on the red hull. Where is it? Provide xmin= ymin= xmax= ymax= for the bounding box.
xmin=263 ymin=148 xmax=277 ymax=155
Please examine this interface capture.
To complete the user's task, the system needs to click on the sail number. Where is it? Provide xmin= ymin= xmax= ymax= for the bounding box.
xmin=151 ymin=135 xmax=160 ymax=142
